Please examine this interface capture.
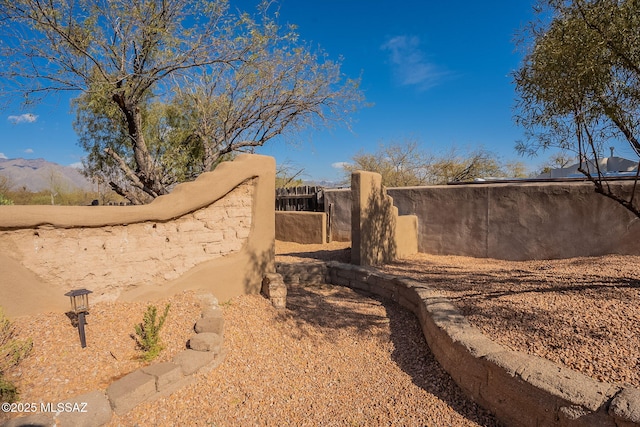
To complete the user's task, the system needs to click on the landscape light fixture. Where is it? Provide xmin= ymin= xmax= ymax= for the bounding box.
xmin=64 ymin=288 xmax=92 ymax=348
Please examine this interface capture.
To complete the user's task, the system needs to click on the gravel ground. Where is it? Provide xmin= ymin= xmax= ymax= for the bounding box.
xmin=2 ymin=241 xmax=497 ymax=426
xmin=2 ymin=292 xmax=202 ymax=409
xmin=276 ymin=241 xmax=640 ymax=388
xmin=382 ymin=252 xmax=640 ymax=388
xmin=109 ymin=285 xmax=497 ymax=426
xmin=6 ymin=240 xmax=638 ymax=426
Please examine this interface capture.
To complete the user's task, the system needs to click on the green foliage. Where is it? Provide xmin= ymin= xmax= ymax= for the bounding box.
xmin=344 ymin=139 xmax=528 ymax=186
xmin=0 ymin=194 xmax=13 ymax=205
xmin=275 ymin=161 xmax=305 ymax=188
xmin=0 ymin=308 xmax=33 ymax=403
xmin=1 ymin=188 xmax=116 ymax=206
xmin=0 ymin=0 xmax=365 ymax=204
xmin=514 ymin=0 xmax=640 ymax=216
xmin=134 ymin=304 xmax=170 ymax=362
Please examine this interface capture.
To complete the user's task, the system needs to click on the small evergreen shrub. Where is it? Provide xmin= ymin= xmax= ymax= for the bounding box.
xmin=0 ymin=194 xmax=13 ymax=205
xmin=0 ymin=308 xmax=32 ymax=402
xmin=133 ymin=304 xmax=170 ymax=362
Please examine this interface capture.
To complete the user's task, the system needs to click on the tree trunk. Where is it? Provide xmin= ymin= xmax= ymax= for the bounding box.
xmin=112 ymin=93 xmax=169 ymax=201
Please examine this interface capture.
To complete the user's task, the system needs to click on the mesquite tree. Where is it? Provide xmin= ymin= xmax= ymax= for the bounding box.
xmin=0 ymin=0 xmax=364 ymax=203
xmin=514 ymin=0 xmax=640 ymax=217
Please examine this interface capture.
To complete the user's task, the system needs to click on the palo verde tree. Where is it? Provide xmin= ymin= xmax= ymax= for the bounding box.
xmin=514 ymin=0 xmax=640 ymax=217
xmin=0 ymin=0 xmax=364 ymax=204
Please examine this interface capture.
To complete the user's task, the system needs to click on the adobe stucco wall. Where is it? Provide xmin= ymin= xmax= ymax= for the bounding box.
xmin=0 ymin=154 xmax=275 ymax=318
xmin=324 ymin=188 xmax=351 ymax=242
xmin=350 ymin=171 xmax=417 ymax=266
xmin=388 ymin=181 xmax=640 ymax=260
xmin=327 ymin=181 xmax=640 ymax=260
xmin=275 ymin=211 xmax=327 ymax=244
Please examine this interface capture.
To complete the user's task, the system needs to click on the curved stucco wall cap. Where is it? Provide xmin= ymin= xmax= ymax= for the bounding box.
xmin=0 ymin=154 xmax=275 ymax=229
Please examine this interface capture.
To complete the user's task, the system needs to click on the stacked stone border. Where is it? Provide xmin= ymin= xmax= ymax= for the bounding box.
xmin=2 ymin=293 xmax=226 ymax=427
xmin=277 ymin=261 xmax=640 ymax=427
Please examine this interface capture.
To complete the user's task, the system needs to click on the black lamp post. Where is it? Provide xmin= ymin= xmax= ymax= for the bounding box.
xmin=64 ymin=289 xmax=92 ymax=348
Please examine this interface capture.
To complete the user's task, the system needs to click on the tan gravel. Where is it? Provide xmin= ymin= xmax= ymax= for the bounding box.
xmin=2 ymin=241 xmax=497 ymax=426
xmin=108 ymin=285 xmax=497 ymax=426
xmin=382 ymin=252 xmax=640 ymax=388
xmin=2 ymin=291 xmax=202 ymax=407
xmin=8 ymin=240 xmax=638 ymax=426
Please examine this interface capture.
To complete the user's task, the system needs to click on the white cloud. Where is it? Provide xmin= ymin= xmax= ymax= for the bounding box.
xmin=381 ymin=35 xmax=447 ymax=90
xmin=24 ymin=148 xmax=34 ymax=154
xmin=0 ymin=153 xmax=7 ymax=159
xmin=332 ymin=161 xmax=352 ymax=169
xmin=68 ymin=162 xmax=83 ymax=169
xmin=8 ymin=113 xmax=38 ymax=124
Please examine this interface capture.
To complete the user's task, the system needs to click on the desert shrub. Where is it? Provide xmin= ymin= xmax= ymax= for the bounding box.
xmin=0 ymin=308 xmax=32 ymax=402
xmin=0 ymin=194 xmax=13 ymax=205
xmin=133 ymin=304 xmax=170 ymax=362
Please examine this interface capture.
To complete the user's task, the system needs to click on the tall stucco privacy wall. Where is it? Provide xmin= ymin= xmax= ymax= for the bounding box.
xmin=387 ymin=181 xmax=640 ymax=260
xmin=326 ymin=180 xmax=640 ymax=260
xmin=0 ymin=154 xmax=275 ymax=318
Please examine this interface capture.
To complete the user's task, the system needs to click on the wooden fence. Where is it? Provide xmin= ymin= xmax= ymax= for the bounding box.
xmin=275 ymin=186 xmax=324 ymax=212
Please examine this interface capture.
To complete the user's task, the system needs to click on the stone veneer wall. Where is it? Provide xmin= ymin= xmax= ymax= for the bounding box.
xmin=0 ymin=154 xmax=276 ymax=317
xmin=0 ymin=182 xmax=253 ymax=301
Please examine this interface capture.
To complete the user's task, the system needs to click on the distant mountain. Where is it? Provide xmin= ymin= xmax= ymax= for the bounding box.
xmin=301 ymin=179 xmax=347 ymax=189
xmin=0 ymin=158 xmax=93 ymax=192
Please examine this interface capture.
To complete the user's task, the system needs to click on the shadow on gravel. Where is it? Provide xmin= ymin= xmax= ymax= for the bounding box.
xmin=384 ymin=259 xmax=640 ymax=355
xmin=382 ymin=297 xmax=501 ymax=427
xmin=277 ymin=247 xmax=351 ymax=263
xmin=279 ymin=281 xmax=500 ymax=427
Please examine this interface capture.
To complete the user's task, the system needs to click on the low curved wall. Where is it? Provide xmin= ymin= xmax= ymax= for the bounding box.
xmin=0 ymin=154 xmax=275 ymax=318
xmin=276 ymin=261 xmax=640 ymax=427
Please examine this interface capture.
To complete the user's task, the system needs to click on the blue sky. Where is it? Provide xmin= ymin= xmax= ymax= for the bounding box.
xmin=1 ymin=1 xmax=555 ymax=182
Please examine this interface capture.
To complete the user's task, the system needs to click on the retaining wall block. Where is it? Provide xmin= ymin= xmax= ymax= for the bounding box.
xmin=426 ymin=307 xmax=506 ymax=400
xmin=141 ymin=362 xmax=184 ymax=392
xmin=397 ymin=294 xmax=419 ymax=314
xmin=106 ymin=369 xmax=156 ymax=415
xmin=370 ymin=283 xmax=396 ymax=302
xmin=173 ymin=349 xmax=218 ymax=376
xmin=349 ymin=280 xmax=371 ymax=293
xmin=188 ymin=332 xmax=223 ymax=353
xmin=54 ymin=390 xmax=113 ymax=427
xmin=261 ymin=273 xmax=287 ymax=309
xmin=480 ymin=350 xmax=542 ymax=427
xmin=201 ymin=306 xmax=223 ymax=320
xmin=276 ymin=262 xmax=327 ymax=285
xmin=371 ymin=275 xmax=399 ymax=293
xmin=194 ymin=315 xmax=224 ymax=336
xmin=366 ymin=272 xmax=398 ymax=287
xmin=609 ymin=387 xmax=640 ymax=426
xmin=336 ymin=267 xmax=357 ymax=280
xmin=518 ymin=355 xmax=618 ymax=413
xmin=481 ymin=350 xmax=618 ymax=427
xmin=557 ymin=405 xmax=617 ymax=427
xmin=331 ymin=276 xmax=350 ymax=287
xmin=414 ymin=286 xmax=443 ymax=301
